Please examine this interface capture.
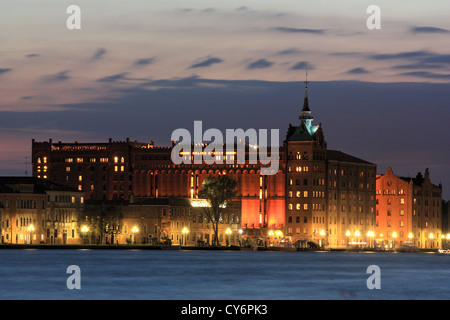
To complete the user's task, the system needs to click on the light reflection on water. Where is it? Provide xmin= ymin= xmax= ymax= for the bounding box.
xmin=0 ymin=249 xmax=448 ymax=300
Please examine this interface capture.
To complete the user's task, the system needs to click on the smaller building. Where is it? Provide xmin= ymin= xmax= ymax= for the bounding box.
xmin=0 ymin=177 xmax=85 ymax=244
xmin=81 ymin=198 xmax=242 ymax=246
xmin=376 ymin=167 xmax=443 ymax=249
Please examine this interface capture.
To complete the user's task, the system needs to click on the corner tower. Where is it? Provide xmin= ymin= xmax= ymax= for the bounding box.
xmin=284 ymin=79 xmax=327 ymax=246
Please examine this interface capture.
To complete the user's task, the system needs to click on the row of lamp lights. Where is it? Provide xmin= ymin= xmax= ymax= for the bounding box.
xmin=344 ymin=230 xmax=446 ymax=240
xmin=33 ymin=224 xmax=450 ymax=246
xmin=82 ymin=226 xmax=244 ymax=245
xmin=345 ymin=230 xmax=450 ymax=247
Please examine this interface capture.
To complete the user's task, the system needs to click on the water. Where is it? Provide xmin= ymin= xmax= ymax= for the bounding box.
xmin=0 ymin=249 xmax=449 ymax=300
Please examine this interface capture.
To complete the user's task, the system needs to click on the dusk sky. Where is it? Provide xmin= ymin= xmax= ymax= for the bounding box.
xmin=0 ymin=1 xmax=449 ymax=198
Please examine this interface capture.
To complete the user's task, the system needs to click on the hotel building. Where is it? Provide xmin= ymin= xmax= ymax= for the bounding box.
xmin=31 ymin=86 xmax=380 ymax=248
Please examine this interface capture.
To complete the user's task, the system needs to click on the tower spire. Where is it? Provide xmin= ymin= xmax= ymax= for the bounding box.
xmin=301 ymin=69 xmax=312 ymax=119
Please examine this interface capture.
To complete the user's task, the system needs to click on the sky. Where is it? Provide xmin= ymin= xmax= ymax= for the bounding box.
xmin=0 ymin=0 xmax=449 ymax=198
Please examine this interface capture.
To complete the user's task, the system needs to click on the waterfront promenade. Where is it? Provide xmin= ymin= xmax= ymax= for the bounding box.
xmin=0 ymin=243 xmax=440 ymax=253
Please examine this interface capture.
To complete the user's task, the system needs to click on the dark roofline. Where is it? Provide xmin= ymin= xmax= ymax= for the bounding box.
xmin=327 ymin=150 xmax=374 ymax=165
xmin=0 ymin=176 xmax=79 ymax=193
xmin=398 ymin=176 xmax=441 ymax=189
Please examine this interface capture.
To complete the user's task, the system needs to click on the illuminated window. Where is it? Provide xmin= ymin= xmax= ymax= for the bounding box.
xmin=76 ymin=158 xmax=83 ymax=163
xmin=303 ymin=204 xmax=308 ymax=210
xmin=121 ymin=157 xmax=125 ymax=163
xmin=400 ymin=198 xmax=405 ymax=205
xmin=120 ymin=166 xmax=124 ymax=172
xmin=288 ymin=191 xmax=293 ymax=198
xmin=43 ymin=157 xmax=47 ymax=164
xmin=304 ymin=191 xmax=308 ymax=198
xmin=78 ymin=176 xmax=82 ymax=182
xmin=37 ymin=158 xmax=42 ymax=164
xmin=66 ymin=167 xmax=71 ymax=172
xmin=114 ymin=157 xmax=119 ymax=163
xmin=115 ymin=166 xmax=118 ymax=172
xmin=80 ymin=197 xmax=84 ymax=204
xmin=288 ymin=204 xmax=293 ymax=211
xmin=90 ymin=158 xmax=96 ymax=163
xmin=78 ymin=185 xmax=82 ymax=191
xmin=90 ymin=185 xmax=94 ymax=191
xmin=296 ymin=204 xmax=301 ymax=210
xmin=296 ymin=191 xmax=301 ymax=198
xmin=66 ymin=158 xmax=73 ymax=163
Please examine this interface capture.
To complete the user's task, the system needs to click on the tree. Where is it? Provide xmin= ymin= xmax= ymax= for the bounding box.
xmin=77 ymin=204 xmax=123 ymax=244
xmin=199 ymin=175 xmax=237 ymax=246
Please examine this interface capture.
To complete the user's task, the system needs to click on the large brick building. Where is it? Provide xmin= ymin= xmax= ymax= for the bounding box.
xmin=32 ymin=85 xmax=378 ymax=248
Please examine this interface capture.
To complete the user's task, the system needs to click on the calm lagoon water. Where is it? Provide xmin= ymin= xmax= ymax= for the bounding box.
xmin=0 ymin=249 xmax=448 ymax=300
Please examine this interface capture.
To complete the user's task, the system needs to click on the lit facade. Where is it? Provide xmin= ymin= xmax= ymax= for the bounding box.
xmin=31 ymin=86 xmax=380 ymax=248
xmin=376 ymin=167 xmax=443 ymax=249
xmin=0 ymin=177 xmax=85 ymax=244
xmin=82 ymin=198 xmax=242 ymax=246
xmin=284 ymin=86 xmax=376 ymax=247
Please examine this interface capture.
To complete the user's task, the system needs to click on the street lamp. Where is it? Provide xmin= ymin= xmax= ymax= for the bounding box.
xmin=319 ymin=229 xmax=326 ymax=249
xmin=392 ymin=232 xmax=398 ymax=249
xmin=132 ymin=226 xmax=139 ymax=244
xmin=429 ymin=233 xmax=434 ymax=249
xmin=267 ymin=230 xmax=275 ymax=247
xmin=238 ymin=229 xmax=243 ymax=247
xmin=367 ymin=231 xmax=375 ymax=248
xmin=81 ymin=225 xmax=89 ymax=244
xmin=225 ymin=228 xmax=232 ymax=247
xmin=182 ymin=227 xmax=189 ymax=246
xmin=407 ymin=232 xmax=414 ymax=247
xmin=28 ymin=224 xmax=35 ymax=244
xmin=346 ymin=230 xmax=351 ymax=247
